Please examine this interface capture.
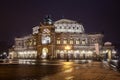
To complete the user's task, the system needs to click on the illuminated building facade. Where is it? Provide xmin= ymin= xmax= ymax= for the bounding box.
xmin=9 ymin=17 xmax=117 ymax=60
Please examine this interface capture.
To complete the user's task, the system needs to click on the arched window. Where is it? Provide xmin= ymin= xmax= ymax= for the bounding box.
xmin=70 ymin=40 xmax=73 ymax=44
xmin=33 ymin=39 xmax=36 ymax=45
xmin=76 ymin=39 xmax=80 ymax=44
xmin=57 ymin=39 xmax=60 ymax=44
xmin=63 ymin=39 xmax=67 ymax=44
xmin=82 ymin=39 xmax=86 ymax=45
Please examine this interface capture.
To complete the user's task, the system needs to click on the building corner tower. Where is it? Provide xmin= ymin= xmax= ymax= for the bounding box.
xmin=36 ymin=16 xmax=55 ymax=59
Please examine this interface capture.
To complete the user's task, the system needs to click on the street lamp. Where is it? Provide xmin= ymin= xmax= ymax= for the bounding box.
xmin=65 ymin=45 xmax=71 ymax=61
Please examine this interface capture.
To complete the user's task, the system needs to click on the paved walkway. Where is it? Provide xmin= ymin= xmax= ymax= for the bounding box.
xmin=41 ymin=62 xmax=120 ymax=80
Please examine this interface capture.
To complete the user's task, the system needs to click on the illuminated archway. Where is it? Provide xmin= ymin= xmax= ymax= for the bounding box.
xmin=41 ymin=47 xmax=48 ymax=59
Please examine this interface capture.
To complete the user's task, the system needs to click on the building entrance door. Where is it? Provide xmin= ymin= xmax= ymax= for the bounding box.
xmin=41 ymin=47 xmax=48 ymax=59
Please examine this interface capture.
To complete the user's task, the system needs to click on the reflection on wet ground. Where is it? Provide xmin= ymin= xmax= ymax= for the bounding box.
xmin=0 ymin=61 xmax=120 ymax=80
xmin=0 ymin=64 xmax=62 ymax=80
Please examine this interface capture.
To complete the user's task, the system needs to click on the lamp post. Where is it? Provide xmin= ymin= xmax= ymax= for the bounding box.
xmin=65 ymin=45 xmax=71 ymax=61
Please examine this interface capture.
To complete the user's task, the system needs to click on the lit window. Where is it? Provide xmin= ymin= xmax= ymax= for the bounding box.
xmin=63 ymin=40 xmax=67 ymax=44
xmin=82 ymin=39 xmax=86 ymax=45
xmin=57 ymin=40 xmax=60 ymax=44
xmin=42 ymin=35 xmax=51 ymax=44
xmin=76 ymin=40 xmax=80 ymax=44
xmin=29 ymin=40 xmax=32 ymax=46
xmin=70 ymin=40 xmax=73 ymax=44
xmin=56 ymin=50 xmax=60 ymax=53
xmin=33 ymin=39 xmax=36 ymax=45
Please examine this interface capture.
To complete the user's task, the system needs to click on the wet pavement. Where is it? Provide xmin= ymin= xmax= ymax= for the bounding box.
xmin=0 ymin=61 xmax=120 ymax=80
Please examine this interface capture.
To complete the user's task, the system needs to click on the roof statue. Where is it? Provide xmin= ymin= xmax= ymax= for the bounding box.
xmin=43 ymin=15 xmax=53 ymax=25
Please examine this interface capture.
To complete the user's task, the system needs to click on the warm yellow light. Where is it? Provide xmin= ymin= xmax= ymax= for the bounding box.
xmin=65 ymin=45 xmax=71 ymax=50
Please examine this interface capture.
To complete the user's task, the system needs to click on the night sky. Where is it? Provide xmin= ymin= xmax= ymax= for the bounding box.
xmin=0 ymin=0 xmax=120 ymax=47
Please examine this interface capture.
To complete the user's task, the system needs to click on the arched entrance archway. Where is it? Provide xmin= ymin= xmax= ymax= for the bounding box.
xmin=41 ymin=47 xmax=48 ymax=59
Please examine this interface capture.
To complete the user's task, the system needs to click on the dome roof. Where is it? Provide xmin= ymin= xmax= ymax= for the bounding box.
xmin=54 ymin=19 xmax=85 ymax=33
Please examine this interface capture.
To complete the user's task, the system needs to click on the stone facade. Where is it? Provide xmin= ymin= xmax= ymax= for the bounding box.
xmin=9 ymin=17 xmax=116 ymax=60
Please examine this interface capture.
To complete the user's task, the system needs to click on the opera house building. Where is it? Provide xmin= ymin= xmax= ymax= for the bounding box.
xmin=9 ymin=17 xmax=117 ymax=61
